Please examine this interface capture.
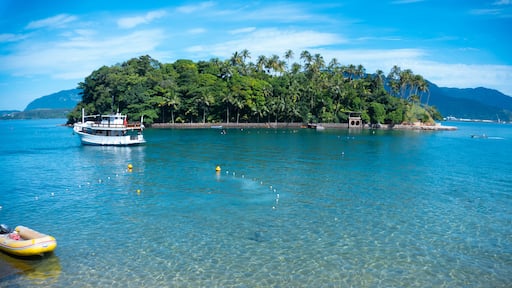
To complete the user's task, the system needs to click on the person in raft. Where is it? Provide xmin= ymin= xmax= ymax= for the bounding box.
xmin=0 ymin=224 xmax=20 ymax=240
xmin=9 ymin=230 xmax=20 ymax=240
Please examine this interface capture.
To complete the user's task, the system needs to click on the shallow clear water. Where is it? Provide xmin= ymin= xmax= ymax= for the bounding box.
xmin=0 ymin=119 xmax=511 ymax=287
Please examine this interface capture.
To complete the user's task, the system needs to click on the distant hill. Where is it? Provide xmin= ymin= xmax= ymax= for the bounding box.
xmin=0 ymin=110 xmax=20 ymax=117
xmin=0 ymin=89 xmax=82 ymax=119
xmin=1 ymin=84 xmax=511 ymax=121
xmin=25 ymin=89 xmax=82 ymax=111
xmin=428 ymin=84 xmax=512 ymax=121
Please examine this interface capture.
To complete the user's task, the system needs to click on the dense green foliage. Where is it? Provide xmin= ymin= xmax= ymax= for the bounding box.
xmin=67 ymin=51 xmax=442 ymax=125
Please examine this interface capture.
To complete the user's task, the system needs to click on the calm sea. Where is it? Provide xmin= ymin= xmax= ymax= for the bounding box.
xmin=0 ymin=119 xmax=511 ymax=287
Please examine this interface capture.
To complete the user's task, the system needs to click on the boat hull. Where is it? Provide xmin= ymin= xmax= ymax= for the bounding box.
xmin=0 ymin=226 xmax=57 ymax=257
xmin=75 ymin=130 xmax=145 ymax=146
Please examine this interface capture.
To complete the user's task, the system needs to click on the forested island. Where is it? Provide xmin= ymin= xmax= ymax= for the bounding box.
xmin=67 ymin=50 xmax=442 ymax=127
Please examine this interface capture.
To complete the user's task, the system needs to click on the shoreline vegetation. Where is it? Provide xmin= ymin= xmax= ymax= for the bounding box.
xmin=67 ymin=51 xmax=445 ymax=128
xmin=151 ymin=121 xmax=457 ymax=130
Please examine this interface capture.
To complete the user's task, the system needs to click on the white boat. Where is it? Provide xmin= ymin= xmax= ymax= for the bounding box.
xmin=73 ymin=109 xmax=145 ymax=146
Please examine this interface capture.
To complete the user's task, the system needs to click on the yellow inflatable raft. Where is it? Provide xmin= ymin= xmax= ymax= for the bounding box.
xmin=0 ymin=226 xmax=57 ymax=257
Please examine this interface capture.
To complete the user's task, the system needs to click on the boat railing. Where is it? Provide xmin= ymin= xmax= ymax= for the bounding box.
xmin=86 ymin=122 xmax=143 ymax=129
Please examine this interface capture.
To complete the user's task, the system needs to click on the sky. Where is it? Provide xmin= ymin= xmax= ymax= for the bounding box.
xmin=1 ymin=0 xmax=511 ymax=110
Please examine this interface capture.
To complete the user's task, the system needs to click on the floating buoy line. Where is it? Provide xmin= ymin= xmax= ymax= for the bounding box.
xmin=0 ymin=163 xmax=281 ymax=212
xmin=217 ymin=165 xmax=281 ymax=211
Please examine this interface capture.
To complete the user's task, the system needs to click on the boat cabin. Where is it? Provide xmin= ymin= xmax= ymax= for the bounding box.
xmin=100 ymin=113 xmax=127 ymax=127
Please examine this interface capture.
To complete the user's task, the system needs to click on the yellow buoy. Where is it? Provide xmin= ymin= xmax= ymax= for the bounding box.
xmin=128 ymin=164 xmax=133 ymax=169
xmin=215 ymin=165 xmax=221 ymax=172
xmin=136 ymin=189 xmax=141 ymax=194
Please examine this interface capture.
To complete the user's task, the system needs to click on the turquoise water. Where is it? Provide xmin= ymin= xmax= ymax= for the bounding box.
xmin=0 ymin=119 xmax=511 ymax=287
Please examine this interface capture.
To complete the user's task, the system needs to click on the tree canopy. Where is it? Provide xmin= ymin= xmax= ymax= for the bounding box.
xmin=67 ymin=51 xmax=442 ymax=126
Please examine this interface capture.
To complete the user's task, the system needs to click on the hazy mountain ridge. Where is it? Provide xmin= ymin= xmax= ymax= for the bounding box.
xmin=1 ymin=89 xmax=82 ymax=119
xmin=25 ymin=89 xmax=82 ymax=111
xmin=1 ymin=85 xmax=511 ymax=121
xmin=428 ymin=83 xmax=512 ymax=121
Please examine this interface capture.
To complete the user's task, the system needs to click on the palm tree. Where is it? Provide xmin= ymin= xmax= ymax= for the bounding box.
xmin=221 ymin=92 xmax=235 ymax=124
xmin=373 ymin=69 xmax=385 ymax=91
xmin=230 ymin=51 xmax=242 ymax=69
xmin=328 ymin=58 xmax=340 ymax=72
xmin=233 ymin=97 xmax=245 ymax=124
xmin=387 ymin=65 xmax=401 ymax=97
xmin=284 ymin=49 xmax=294 ymax=72
xmin=348 ymin=64 xmax=358 ymax=81
xmin=418 ymin=75 xmax=430 ymax=105
xmin=425 ymin=83 xmax=432 ymax=106
xmin=240 ymin=49 xmax=251 ymax=75
xmin=399 ymin=69 xmax=413 ymax=99
xmin=300 ymin=50 xmax=312 ymax=74
xmin=355 ymin=64 xmax=366 ymax=79
xmin=194 ymin=88 xmax=215 ymax=123
xmin=166 ymin=93 xmax=181 ymax=124
xmin=290 ymin=63 xmax=301 ymax=75
xmin=256 ymin=55 xmax=267 ymax=73
xmin=311 ymin=53 xmax=325 ymax=75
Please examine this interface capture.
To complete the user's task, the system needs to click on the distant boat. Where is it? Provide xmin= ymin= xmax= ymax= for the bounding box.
xmin=307 ymin=123 xmax=325 ymax=130
xmin=471 ymin=134 xmax=488 ymax=139
xmin=73 ymin=109 xmax=145 ymax=146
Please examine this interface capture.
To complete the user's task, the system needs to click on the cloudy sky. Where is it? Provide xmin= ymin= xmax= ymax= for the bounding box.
xmin=0 ymin=0 xmax=511 ymax=110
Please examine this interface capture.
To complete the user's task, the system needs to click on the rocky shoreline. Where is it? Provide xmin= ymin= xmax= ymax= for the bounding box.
xmin=151 ymin=122 xmax=457 ymax=131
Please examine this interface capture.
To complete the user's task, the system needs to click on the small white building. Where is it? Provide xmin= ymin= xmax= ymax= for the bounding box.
xmin=348 ymin=112 xmax=362 ymax=128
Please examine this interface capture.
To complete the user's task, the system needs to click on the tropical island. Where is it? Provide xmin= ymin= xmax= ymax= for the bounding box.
xmin=67 ymin=50 xmax=447 ymax=129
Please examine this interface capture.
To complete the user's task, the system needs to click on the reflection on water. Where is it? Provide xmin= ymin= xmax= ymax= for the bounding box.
xmin=0 ymin=253 xmax=61 ymax=285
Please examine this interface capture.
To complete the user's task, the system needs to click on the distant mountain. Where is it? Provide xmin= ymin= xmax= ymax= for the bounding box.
xmin=0 ymin=110 xmax=20 ymax=117
xmin=25 ymin=89 xmax=82 ymax=111
xmin=427 ymin=84 xmax=512 ymax=121
xmin=1 ymin=84 xmax=511 ymax=121
xmin=0 ymin=89 xmax=82 ymax=119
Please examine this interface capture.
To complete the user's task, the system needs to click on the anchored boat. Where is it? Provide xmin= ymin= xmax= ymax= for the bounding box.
xmin=0 ymin=225 xmax=57 ymax=257
xmin=73 ymin=109 xmax=145 ymax=146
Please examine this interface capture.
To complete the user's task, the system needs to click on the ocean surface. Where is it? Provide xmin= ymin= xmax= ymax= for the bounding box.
xmin=0 ymin=119 xmax=511 ymax=287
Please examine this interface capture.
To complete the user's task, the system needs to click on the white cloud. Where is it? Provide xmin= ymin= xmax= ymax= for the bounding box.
xmin=186 ymin=45 xmax=205 ymax=53
xmin=117 ymin=10 xmax=167 ymax=29
xmin=0 ymin=33 xmax=29 ymax=42
xmin=229 ymin=27 xmax=256 ymax=35
xmin=1 ymin=29 xmax=166 ymax=80
xmin=319 ymin=48 xmax=425 ymax=66
xmin=241 ymin=4 xmax=314 ymax=22
xmin=187 ymin=28 xmax=207 ymax=34
xmin=470 ymin=9 xmax=502 ymax=15
xmin=493 ymin=0 xmax=510 ymax=5
xmin=391 ymin=0 xmax=424 ymax=4
xmin=207 ymin=28 xmax=345 ymax=58
xmin=176 ymin=1 xmax=215 ymax=14
xmin=25 ymin=14 xmax=77 ymax=29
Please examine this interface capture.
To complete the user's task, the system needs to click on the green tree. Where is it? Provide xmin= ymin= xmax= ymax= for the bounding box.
xmin=368 ymin=102 xmax=386 ymax=124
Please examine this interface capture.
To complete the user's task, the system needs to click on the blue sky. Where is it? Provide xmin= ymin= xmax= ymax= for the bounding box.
xmin=1 ymin=0 xmax=511 ymax=110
